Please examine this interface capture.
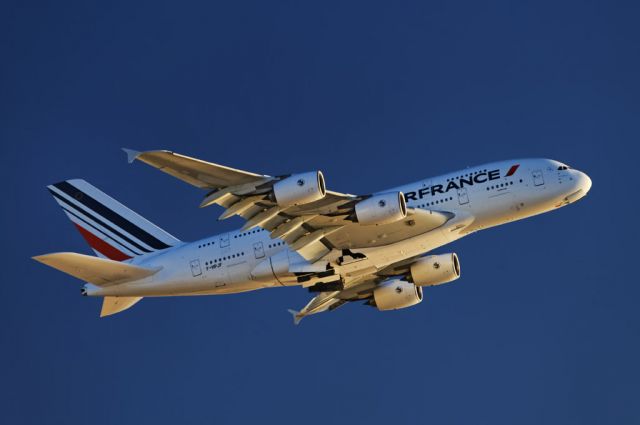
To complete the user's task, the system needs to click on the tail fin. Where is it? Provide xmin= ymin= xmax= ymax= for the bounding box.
xmin=47 ymin=179 xmax=180 ymax=260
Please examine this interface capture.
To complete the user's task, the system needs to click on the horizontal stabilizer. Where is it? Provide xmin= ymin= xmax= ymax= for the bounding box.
xmin=101 ymin=296 xmax=143 ymax=317
xmin=33 ymin=252 xmax=161 ymax=286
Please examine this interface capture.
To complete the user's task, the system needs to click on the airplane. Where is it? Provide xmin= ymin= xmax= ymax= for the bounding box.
xmin=33 ymin=150 xmax=592 ymax=323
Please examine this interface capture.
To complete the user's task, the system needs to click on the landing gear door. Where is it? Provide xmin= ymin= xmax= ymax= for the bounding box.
xmin=457 ymin=187 xmax=469 ymax=205
xmin=253 ymin=242 xmax=265 ymax=259
xmin=532 ymin=170 xmax=545 ymax=186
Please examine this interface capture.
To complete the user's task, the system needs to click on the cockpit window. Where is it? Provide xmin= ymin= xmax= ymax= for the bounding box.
xmin=558 ymin=165 xmax=570 ymax=170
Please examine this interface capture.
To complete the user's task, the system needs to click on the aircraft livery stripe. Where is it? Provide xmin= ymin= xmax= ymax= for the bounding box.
xmin=52 ymin=181 xmax=171 ymax=250
xmin=48 ymin=189 xmax=153 ymax=254
xmin=73 ymin=223 xmax=133 ymax=261
xmin=505 ymin=164 xmax=520 ymax=177
xmin=60 ymin=205 xmax=142 ymax=256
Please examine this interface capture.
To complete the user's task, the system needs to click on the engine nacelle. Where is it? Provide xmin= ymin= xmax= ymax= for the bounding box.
xmin=410 ymin=253 xmax=460 ymax=287
xmin=273 ymin=171 xmax=326 ymax=207
xmin=354 ymin=192 xmax=407 ymax=226
xmin=372 ymin=279 xmax=423 ymax=311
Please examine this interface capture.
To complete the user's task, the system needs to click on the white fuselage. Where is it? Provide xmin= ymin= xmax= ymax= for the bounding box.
xmin=84 ymin=158 xmax=592 ymax=297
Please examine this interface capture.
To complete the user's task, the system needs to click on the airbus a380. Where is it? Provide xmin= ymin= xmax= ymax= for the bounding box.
xmin=34 ymin=150 xmax=592 ymax=323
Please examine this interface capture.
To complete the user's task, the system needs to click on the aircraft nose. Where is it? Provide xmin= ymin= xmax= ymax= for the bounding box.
xmin=564 ymin=170 xmax=592 ymax=204
xmin=577 ymin=171 xmax=592 ymax=194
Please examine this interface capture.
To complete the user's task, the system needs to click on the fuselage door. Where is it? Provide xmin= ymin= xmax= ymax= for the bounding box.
xmin=220 ymin=233 xmax=230 ymax=248
xmin=532 ymin=170 xmax=545 ymax=186
xmin=253 ymin=242 xmax=265 ymax=259
xmin=190 ymin=259 xmax=202 ymax=277
xmin=457 ymin=187 xmax=469 ymax=205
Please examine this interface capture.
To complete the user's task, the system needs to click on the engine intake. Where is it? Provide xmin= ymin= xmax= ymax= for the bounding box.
xmin=354 ymin=192 xmax=407 ymax=226
xmin=273 ymin=171 xmax=326 ymax=207
xmin=372 ymin=279 xmax=423 ymax=311
xmin=410 ymin=253 xmax=460 ymax=287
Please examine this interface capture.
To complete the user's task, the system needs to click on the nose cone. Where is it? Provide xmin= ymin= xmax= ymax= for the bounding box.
xmin=565 ymin=170 xmax=592 ymax=203
xmin=579 ymin=171 xmax=592 ymax=194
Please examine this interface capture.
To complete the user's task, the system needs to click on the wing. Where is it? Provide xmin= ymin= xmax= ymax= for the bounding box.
xmin=286 ymin=257 xmax=438 ymax=324
xmin=126 ymin=149 xmax=452 ymax=262
xmin=286 ymin=207 xmax=478 ymax=323
xmin=287 ymin=276 xmax=380 ymax=324
xmin=123 ymin=148 xmax=266 ymax=188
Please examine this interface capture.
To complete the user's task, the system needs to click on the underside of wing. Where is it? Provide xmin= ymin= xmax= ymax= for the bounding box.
xmin=127 ymin=149 xmax=453 ymax=262
xmin=320 ymin=208 xmax=452 ymax=249
xmin=287 ymin=277 xmax=380 ymax=324
xmin=227 ymin=197 xmax=452 ymax=260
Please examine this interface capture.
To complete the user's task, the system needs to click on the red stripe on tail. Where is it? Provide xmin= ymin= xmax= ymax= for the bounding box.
xmin=506 ymin=164 xmax=520 ymax=177
xmin=73 ymin=224 xmax=132 ymax=261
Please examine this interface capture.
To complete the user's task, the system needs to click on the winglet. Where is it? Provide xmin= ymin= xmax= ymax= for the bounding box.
xmin=287 ymin=309 xmax=304 ymax=325
xmin=122 ymin=148 xmax=141 ymax=164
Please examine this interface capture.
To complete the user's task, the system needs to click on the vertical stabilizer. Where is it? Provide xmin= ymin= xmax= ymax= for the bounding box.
xmin=47 ymin=179 xmax=180 ymax=260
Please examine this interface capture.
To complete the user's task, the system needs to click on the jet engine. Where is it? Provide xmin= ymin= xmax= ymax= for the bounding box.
xmin=353 ymin=192 xmax=407 ymax=225
xmin=272 ymin=171 xmax=326 ymax=207
xmin=371 ymin=278 xmax=423 ymax=311
xmin=410 ymin=253 xmax=460 ymax=286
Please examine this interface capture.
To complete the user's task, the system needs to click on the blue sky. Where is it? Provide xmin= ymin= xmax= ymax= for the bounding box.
xmin=2 ymin=1 xmax=639 ymax=423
